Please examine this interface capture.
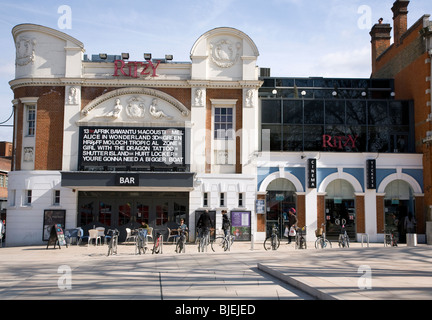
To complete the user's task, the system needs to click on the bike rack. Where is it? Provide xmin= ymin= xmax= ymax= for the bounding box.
xmin=360 ymin=233 xmax=369 ymax=247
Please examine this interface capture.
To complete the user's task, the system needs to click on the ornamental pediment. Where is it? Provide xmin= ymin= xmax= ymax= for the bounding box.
xmin=78 ymin=87 xmax=190 ymax=126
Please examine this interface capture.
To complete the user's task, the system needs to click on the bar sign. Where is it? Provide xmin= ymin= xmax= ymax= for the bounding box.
xmin=366 ymin=159 xmax=376 ymax=189
xmin=308 ymin=158 xmax=317 ymax=188
xmin=115 ymin=173 xmax=139 ymax=186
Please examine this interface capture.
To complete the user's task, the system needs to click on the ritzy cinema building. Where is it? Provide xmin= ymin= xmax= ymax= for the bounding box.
xmin=6 ymin=8 xmax=429 ymax=246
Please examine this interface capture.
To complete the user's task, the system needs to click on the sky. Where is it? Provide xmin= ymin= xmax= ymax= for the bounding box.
xmin=0 ymin=0 xmax=431 ymax=143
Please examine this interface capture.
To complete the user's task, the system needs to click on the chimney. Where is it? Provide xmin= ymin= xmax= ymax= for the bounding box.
xmin=370 ymin=19 xmax=392 ymax=74
xmin=392 ymin=0 xmax=409 ymax=45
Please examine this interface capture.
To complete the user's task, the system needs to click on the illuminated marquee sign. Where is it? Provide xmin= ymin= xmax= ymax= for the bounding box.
xmin=79 ymin=126 xmax=185 ymax=169
xmin=113 ymin=60 xmax=160 ymax=78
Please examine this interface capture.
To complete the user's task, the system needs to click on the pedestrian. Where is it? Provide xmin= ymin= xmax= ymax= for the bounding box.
xmin=404 ymin=212 xmax=417 ymax=233
xmin=197 ymin=209 xmax=214 ymax=239
xmin=221 ymin=210 xmax=231 ymax=237
xmin=287 ymin=208 xmax=298 ymax=244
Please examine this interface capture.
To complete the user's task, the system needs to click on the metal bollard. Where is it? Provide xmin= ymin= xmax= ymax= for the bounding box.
xmin=250 ymin=233 xmax=254 ymax=251
xmin=361 ymin=234 xmax=369 ymax=247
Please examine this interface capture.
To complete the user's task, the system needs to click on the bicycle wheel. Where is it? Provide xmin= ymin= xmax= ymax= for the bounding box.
xmin=299 ymin=236 xmax=306 ymax=249
xmin=176 ymin=239 xmax=183 ymax=253
xmin=107 ymin=241 xmax=113 ymax=256
xmin=272 ymin=236 xmax=280 ymax=250
xmin=315 ymin=237 xmax=322 ymax=249
xmin=211 ymin=236 xmax=226 ymax=252
xmin=323 ymin=239 xmax=332 ymax=248
xmin=264 ymin=237 xmax=273 ymax=251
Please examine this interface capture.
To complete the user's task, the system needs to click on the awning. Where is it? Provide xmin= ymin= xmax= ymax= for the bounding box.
xmin=61 ymin=171 xmax=196 ymax=191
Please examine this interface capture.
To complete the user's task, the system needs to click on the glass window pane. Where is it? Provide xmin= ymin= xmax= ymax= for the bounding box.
xmin=304 ymin=125 xmax=324 ymax=151
xmin=262 ymin=125 xmax=282 ymax=151
xmin=304 ymin=100 xmax=324 ymax=124
xmin=368 ymin=101 xmax=389 ymax=125
xmin=346 ymin=100 xmax=366 ymax=125
xmin=261 ymin=100 xmax=281 ymax=123
xmin=368 ymin=126 xmax=390 ymax=152
xmin=325 ymin=101 xmax=345 ymax=124
xmin=283 ymin=125 xmax=303 ymax=151
xmin=283 ymin=100 xmax=303 ymax=124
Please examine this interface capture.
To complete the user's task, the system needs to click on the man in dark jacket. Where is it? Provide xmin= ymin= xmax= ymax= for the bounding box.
xmin=197 ymin=210 xmax=214 ymax=238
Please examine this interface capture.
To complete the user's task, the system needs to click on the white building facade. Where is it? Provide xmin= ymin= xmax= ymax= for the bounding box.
xmin=7 ymin=24 xmax=424 ymax=246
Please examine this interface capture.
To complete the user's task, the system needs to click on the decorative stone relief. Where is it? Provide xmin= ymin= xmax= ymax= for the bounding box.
xmin=15 ymin=36 xmax=36 ymax=66
xmin=193 ymin=88 xmax=205 ymax=107
xmin=125 ymin=96 xmax=145 ymax=119
xmin=149 ymin=98 xmax=173 ymax=120
xmin=209 ymin=39 xmax=241 ymax=68
xmin=67 ymin=86 xmax=79 ymax=105
xmin=245 ymin=89 xmax=254 ymax=108
xmin=96 ymin=98 xmax=123 ymax=119
xmin=23 ymin=147 xmax=34 ymax=162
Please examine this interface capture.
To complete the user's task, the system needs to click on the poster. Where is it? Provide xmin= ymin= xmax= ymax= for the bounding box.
xmin=230 ymin=211 xmax=251 ymax=241
xmin=43 ymin=210 xmax=66 ymax=241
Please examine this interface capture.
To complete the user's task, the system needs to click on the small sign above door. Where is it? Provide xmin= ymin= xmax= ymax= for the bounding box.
xmin=115 ymin=173 xmax=139 ymax=186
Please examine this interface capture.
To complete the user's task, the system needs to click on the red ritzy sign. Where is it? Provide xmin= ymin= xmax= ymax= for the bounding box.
xmin=113 ymin=60 xmax=160 ymax=78
xmin=322 ymin=134 xmax=358 ymax=150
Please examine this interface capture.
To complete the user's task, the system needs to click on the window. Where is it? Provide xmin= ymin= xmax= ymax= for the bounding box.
xmin=220 ymin=192 xmax=226 ymax=207
xmin=238 ymin=193 xmax=244 ymax=207
xmin=24 ymin=190 xmax=32 ymax=206
xmin=214 ymin=107 xmax=233 ymax=140
xmin=203 ymin=192 xmax=209 ymax=207
xmin=53 ymin=190 xmax=60 ymax=205
xmin=26 ymin=105 xmax=36 ymax=136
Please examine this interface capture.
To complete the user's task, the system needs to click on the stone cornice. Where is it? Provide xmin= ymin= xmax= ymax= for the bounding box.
xmin=9 ymin=77 xmax=263 ymax=90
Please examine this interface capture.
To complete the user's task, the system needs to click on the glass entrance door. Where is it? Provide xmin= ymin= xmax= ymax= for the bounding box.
xmin=325 ymin=199 xmax=356 ymax=240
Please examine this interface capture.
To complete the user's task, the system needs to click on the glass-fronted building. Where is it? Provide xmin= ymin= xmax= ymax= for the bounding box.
xmin=257 ymin=77 xmax=423 ymax=243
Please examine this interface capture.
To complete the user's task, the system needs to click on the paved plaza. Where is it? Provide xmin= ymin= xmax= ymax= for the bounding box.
xmin=0 ymin=240 xmax=431 ymax=301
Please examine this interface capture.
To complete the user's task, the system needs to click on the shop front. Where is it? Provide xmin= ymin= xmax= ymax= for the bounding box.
xmin=265 ymin=178 xmax=296 ymax=238
xmin=78 ymin=191 xmax=188 ymax=242
xmin=324 ymin=179 xmax=356 ymax=240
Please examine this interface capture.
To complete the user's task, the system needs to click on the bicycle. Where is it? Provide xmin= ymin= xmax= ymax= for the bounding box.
xmin=175 ymin=229 xmax=187 ymax=253
xmin=106 ymin=229 xmax=119 ymax=256
xmin=295 ymin=226 xmax=307 ymax=250
xmin=315 ymin=223 xmax=332 ymax=249
xmin=383 ymin=229 xmax=398 ymax=247
xmin=135 ymin=228 xmax=148 ymax=255
xmin=152 ymin=232 xmax=163 ymax=254
xmin=264 ymin=225 xmax=280 ymax=251
xmin=197 ymin=227 xmax=211 ymax=252
xmin=211 ymin=232 xmax=234 ymax=252
xmin=336 ymin=218 xmax=349 ymax=248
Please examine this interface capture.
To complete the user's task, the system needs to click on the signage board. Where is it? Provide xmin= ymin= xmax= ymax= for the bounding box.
xmin=366 ymin=159 xmax=376 ymax=189
xmin=79 ymin=126 xmax=185 ymax=169
xmin=230 ymin=211 xmax=251 ymax=241
xmin=115 ymin=173 xmax=139 ymax=186
xmin=308 ymin=158 xmax=317 ymax=188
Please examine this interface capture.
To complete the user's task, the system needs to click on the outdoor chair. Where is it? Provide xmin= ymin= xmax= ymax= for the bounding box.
xmin=88 ymin=229 xmax=101 ymax=246
xmin=125 ymin=228 xmax=136 ymax=243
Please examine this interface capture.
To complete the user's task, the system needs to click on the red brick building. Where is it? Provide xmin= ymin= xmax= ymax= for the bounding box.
xmin=370 ymin=0 xmax=432 ymax=238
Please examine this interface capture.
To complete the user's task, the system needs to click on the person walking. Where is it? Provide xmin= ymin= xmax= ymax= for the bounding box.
xmin=197 ymin=209 xmax=214 ymax=239
xmin=221 ymin=210 xmax=231 ymax=238
xmin=287 ymin=208 xmax=298 ymax=244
